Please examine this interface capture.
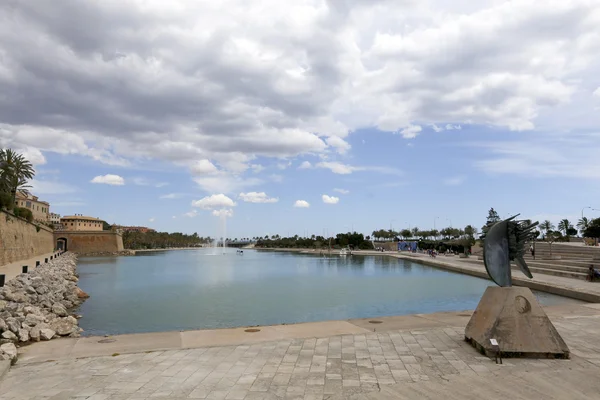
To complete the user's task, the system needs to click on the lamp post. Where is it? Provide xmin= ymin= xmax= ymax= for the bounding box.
xmin=390 ymin=219 xmax=395 ymax=232
xmin=446 ymin=218 xmax=452 ymax=228
xmin=433 ymin=216 xmax=439 ymax=230
xmin=582 ymin=206 xmax=591 ymax=219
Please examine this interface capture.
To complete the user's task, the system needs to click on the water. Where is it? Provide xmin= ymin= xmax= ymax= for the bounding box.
xmin=76 ymin=249 xmax=583 ymax=336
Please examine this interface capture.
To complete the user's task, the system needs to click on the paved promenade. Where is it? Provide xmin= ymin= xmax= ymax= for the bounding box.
xmin=2 ymin=303 xmax=600 ymax=399
xmin=0 ymin=251 xmax=58 ymax=281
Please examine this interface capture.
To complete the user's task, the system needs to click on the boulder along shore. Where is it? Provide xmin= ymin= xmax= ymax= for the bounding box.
xmin=0 ymin=253 xmax=88 ymax=364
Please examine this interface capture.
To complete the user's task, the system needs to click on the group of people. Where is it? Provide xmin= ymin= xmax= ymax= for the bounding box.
xmin=427 ymin=249 xmax=437 ymax=258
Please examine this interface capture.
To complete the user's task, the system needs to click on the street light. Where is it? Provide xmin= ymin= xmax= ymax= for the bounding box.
xmin=390 ymin=219 xmax=396 ymax=231
xmin=446 ymin=218 xmax=452 ymax=228
xmin=433 ymin=216 xmax=439 ymax=230
xmin=582 ymin=206 xmax=592 ymax=219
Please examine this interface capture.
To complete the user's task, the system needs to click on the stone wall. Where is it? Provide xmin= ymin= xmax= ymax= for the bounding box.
xmin=0 ymin=210 xmax=54 ymax=266
xmin=53 ymin=231 xmax=124 ymax=254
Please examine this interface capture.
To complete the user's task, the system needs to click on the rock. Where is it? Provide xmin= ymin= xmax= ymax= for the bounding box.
xmin=18 ymin=328 xmax=29 ymax=342
xmin=25 ymin=286 xmax=37 ymax=295
xmin=51 ymin=303 xmax=68 ymax=317
xmin=0 ymin=300 xmax=6 ymax=311
xmin=0 ymin=339 xmax=14 ymax=345
xmin=1 ymin=331 xmax=17 ymax=341
xmin=62 ymin=300 xmax=74 ymax=309
xmin=5 ymin=291 xmax=28 ymax=303
xmin=35 ymin=285 xmax=49 ymax=295
xmin=51 ymin=318 xmax=76 ymax=336
xmin=29 ymin=326 xmax=40 ymax=342
xmin=0 ymin=318 xmax=7 ymax=332
xmin=0 ymin=343 xmax=18 ymax=364
xmin=75 ymin=287 xmax=90 ymax=299
xmin=40 ymin=329 xmax=55 ymax=341
xmin=24 ymin=313 xmax=45 ymax=326
xmin=6 ymin=319 xmax=20 ymax=334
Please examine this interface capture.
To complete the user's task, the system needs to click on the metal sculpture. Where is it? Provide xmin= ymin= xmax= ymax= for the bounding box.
xmin=480 ymin=215 xmax=539 ymax=287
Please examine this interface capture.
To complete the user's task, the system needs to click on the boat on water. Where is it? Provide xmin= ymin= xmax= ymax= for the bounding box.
xmin=340 ymin=247 xmax=352 ymax=257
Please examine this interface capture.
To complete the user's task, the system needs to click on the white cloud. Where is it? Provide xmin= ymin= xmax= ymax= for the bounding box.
xmin=183 ymin=210 xmax=198 ymax=218
xmin=269 ymin=174 xmax=284 ymax=183
xmin=191 ymin=194 xmax=236 ymax=209
xmin=132 ymin=177 xmax=168 ymax=187
xmin=333 ymin=188 xmax=349 ymax=194
xmin=149 ymin=217 xmax=155 ymax=222
xmin=29 ymin=179 xmax=77 ymax=195
xmin=0 ymin=0 xmax=598 ymax=175
xmin=315 ymin=161 xmax=355 ymax=174
xmin=399 ymin=125 xmax=422 ymax=139
xmin=294 ymin=200 xmax=310 ymax=208
xmin=431 ymin=124 xmax=443 ymax=133
xmin=443 ymin=175 xmax=466 ymax=186
xmin=172 ymin=216 xmax=177 ymax=219
xmin=16 ymin=147 xmax=46 ymax=166
xmin=239 ymin=192 xmax=279 ymax=203
xmin=193 ymin=175 xmax=263 ymax=194
xmin=212 ymin=208 xmax=234 ymax=218
xmin=445 ymin=124 xmax=462 ymax=130
xmin=160 ymin=193 xmax=184 ymax=199
xmin=322 ymin=194 xmax=340 ymax=204
xmin=250 ymin=164 xmax=265 ymax=173
xmin=326 ymin=136 xmax=351 ymax=154
xmin=473 ymin=133 xmax=600 ymax=179
xmin=90 ymin=174 xmax=125 ymax=186
xmin=594 ymin=87 xmax=600 ymax=98
xmin=298 ymin=161 xmax=313 ymax=169
xmin=190 ymin=160 xmax=218 ymax=175
xmin=316 ymin=162 xmax=402 ymax=176
xmin=277 ymin=161 xmax=292 ymax=170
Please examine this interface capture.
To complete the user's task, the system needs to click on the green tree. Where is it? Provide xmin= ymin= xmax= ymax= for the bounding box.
xmin=583 ymin=218 xmax=600 ymax=242
xmin=411 ymin=227 xmax=419 ymax=238
xmin=577 ymin=217 xmax=590 ymax=235
xmin=539 ymin=220 xmax=555 ymax=239
xmin=486 ymin=208 xmax=501 ymax=225
xmin=400 ymin=229 xmax=411 ymax=239
xmin=558 ymin=219 xmax=573 ymax=237
xmin=0 ymin=149 xmax=36 ymax=203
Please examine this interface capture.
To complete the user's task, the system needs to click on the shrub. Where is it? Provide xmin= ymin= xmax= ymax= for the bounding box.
xmin=14 ymin=207 xmax=33 ymax=222
xmin=0 ymin=192 xmax=13 ymax=211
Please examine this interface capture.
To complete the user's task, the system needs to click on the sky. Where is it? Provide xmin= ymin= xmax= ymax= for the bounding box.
xmin=1 ymin=0 xmax=600 ymax=238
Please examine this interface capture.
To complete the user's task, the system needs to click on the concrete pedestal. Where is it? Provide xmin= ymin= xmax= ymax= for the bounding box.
xmin=465 ymin=286 xmax=569 ymax=359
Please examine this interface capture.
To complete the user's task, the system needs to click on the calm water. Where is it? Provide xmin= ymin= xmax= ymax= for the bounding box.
xmin=76 ymin=249 xmax=581 ymax=336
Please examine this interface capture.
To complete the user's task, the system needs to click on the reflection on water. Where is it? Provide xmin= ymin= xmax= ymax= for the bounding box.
xmin=76 ymin=249 xmax=583 ymax=336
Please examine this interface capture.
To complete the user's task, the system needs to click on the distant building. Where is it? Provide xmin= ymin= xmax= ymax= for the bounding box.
xmin=60 ymin=214 xmax=104 ymax=231
xmin=112 ymin=225 xmax=156 ymax=233
xmin=48 ymin=212 xmax=61 ymax=225
xmin=14 ymin=191 xmax=50 ymax=222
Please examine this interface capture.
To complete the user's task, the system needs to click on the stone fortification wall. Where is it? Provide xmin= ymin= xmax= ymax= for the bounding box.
xmin=0 ymin=210 xmax=54 ymax=266
xmin=53 ymin=231 xmax=124 ymax=254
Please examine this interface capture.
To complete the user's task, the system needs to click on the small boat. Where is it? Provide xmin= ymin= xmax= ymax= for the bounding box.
xmin=340 ymin=248 xmax=349 ymax=257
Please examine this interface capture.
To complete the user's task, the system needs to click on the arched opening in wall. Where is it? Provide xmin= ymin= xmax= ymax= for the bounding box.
xmin=57 ymin=237 xmax=68 ymax=251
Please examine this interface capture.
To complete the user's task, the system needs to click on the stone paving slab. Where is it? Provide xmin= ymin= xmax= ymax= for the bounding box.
xmin=2 ymin=304 xmax=600 ymax=399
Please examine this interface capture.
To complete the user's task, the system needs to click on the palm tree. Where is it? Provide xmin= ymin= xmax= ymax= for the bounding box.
xmin=577 ymin=217 xmax=590 ymax=235
xmin=539 ymin=220 xmax=554 ymax=239
xmin=411 ymin=227 xmax=419 ymax=238
xmin=0 ymin=149 xmax=35 ymax=203
xmin=558 ymin=219 xmax=573 ymax=236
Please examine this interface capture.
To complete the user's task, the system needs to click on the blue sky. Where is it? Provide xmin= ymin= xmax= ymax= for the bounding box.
xmin=1 ymin=0 xmax=600 ymax=238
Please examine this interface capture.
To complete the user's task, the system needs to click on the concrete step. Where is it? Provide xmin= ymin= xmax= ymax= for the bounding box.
xmin=460 ymin=258 xmax=588 ymax=280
